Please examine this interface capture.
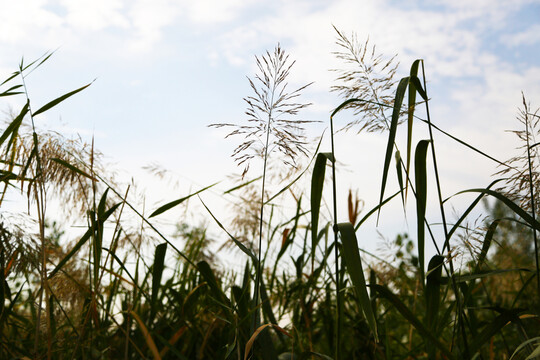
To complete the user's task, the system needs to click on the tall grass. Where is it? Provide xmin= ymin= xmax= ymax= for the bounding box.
xmin=0 ymin=40 xmax=538 ymax=360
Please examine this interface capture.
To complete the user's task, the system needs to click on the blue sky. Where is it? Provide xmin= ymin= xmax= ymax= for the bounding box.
xmin=1 ymin=0 xmax=540 ymax=263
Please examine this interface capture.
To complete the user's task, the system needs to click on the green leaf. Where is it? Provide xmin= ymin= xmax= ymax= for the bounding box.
xmin=311 ymin=152 xmax=333 ymax=265
xmin=199 ymin=198 xmax=258 ymax=265
xmin=338 ymin=222 xmax=378 ymax=341
xmin=197 ymin=260 xmax=230 ymax=309
xmin=406 ymin=60 xmax=421 ymax=201
xmin=355 ymin=190 xmax=401 ymax=231
xmin=453 ymin=188 xmax=540 ymax=231
xmin=33 ymin=82 xmax=93 ymax=116
xmin=415 ymin=140 xmax=430 ymax=284
xmin=0 ymin=101 xmax=29 ymax=148
xmin=378 ymin=76 xmax=409 ymax=222
xmin=223 ymin=176 xmax=262 ymax=194
xmin=476 ymin=219 xmax=499 ymax=271
xmin=151 ymin=243 xmax=167 ymax=323
xmin=395 ymin=150 xmax=404 ymax=208
xmin=371 ymin=284 xmax=453 ymax=359
xmin=469 ymin=309 xmax=523 ymax=357
xmin=426 ymin=255 xmax=444 ymax=358
xmin=149 ymin=182 xmax=218 ymax=218
xmin=50 ymin=158 xmax=95 ymax=180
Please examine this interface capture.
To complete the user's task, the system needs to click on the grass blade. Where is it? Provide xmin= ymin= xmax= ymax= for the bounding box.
xmin=415 ymin=140 xmax=430 ymax=284
xmin=149 ymin=182 xmax=218 ymax=218
xmin=338 ymin=222 xmax=378 ymax=341
xmin=33 ymin=82 xmax=93 ymax=116
xmin=378 ymin=77 xmax=409 ymax=222
xmin=151 ymin=243 xmax=167 ymax=323
xmin=130 ymin=310 xmax=162 ymax=360
xmin=371 ymin=284 xmax=453 ymax=359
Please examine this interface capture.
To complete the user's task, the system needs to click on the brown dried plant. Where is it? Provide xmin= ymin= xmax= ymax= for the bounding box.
xmin=331 ymin=26 xmax=399 ymax=133
xmin=495 ymin=94 xmax=540 ymax=213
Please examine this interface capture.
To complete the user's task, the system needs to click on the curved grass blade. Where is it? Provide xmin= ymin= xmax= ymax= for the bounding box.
xmin=223 ymin=176 xmax=262 ymax=194
xmin=311 ymin=152 xmax=334 ymax=264
xmin=338 ymin=222 xmax=378 ymax=341
xmin=469 ymin=309 xmax=523 ymax=358
xmin=150 ymin=182 xmax=218 ymax=217
xmin=453 ymin=188 xmax=540 ymax=230
xmin=378 ymin=77 xmax=409 ymax=223
xmin=0 ymin=101 xmax=29 ymax=148
xmin=354 ymin=190 xmax=401 ymax=231
xmin=150 ymin=243 xmax=167 ymax=323
xmin=33 ymin=82 xmax=93 ymax=116
xmin=395 ymin=150 xmax=404 ymax=208
xmin=199 ymin=197 xmax=257 ymax=264
xmin=476 ymin=219 xmax=499 ymax=271
xmin=406 ymin=60 xmax=421 ymax=200
xmin=415 ymin=140 xmax=430 ymax=284
xmin=371 ymin=284 xmax=453 ymax=359
xmin=50 ymin=158 xmax=95 ymax=180
xmin=426 ymin=255 xmax=444 ymax=358
xmin=244 ymin=323 xmax=291 ymax=360
xmin=130 ymin=310 xmax=162 ymax=360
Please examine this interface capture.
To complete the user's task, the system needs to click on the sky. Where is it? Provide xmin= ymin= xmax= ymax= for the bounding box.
xmin=1 ymin=0 xmax=540 ymax=267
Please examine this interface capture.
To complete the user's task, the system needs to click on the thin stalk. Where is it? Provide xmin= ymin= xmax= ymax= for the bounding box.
xmin=329 ymin=115 xmax=341 ymax=360
xmin=251 ymin=83 xmax=276 ymax=337
xmin=524 ymin=106 xmax=540 ymax=296
xmin=20 ymin=65 xmax=50 ymax=359
xmin=421 ymin=61 xmax=469 ymax=357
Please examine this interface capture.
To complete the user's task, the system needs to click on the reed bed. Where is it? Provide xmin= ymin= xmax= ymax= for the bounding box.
xmin=0 ymin=33 xmax=539 ymax=360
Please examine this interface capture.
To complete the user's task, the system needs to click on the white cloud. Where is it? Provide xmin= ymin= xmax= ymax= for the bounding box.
xmin=503 ymin=24 xmax=540 ymax=47
xmin=60 ymin=0 xmax=129 ymax=31
xmin=0 ymin=0 xmax=63 ymax=44
xmin=184 ymin=0 xmax=254 ymax=24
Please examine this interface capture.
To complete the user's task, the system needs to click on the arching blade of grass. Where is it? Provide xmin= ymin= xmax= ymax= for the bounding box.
xmin=395 ymin=150 xmax=405 ymax=207
xmin=406 ymin=60 xmax=421 ymax=200
xmin=199 ymin=198 xmax=258 ymax=264
xmin=150 ymin=243 xmax=167 ymax=324
xmin=48 ymin=202 xmax=120 ymax=279
xmin=32 ymin=82 xmax=93 ymax=116
xmin=509 ymin=337 xmax=540 ymax=360
xmin=223 ymin=176 xmax=262 ymax=194
xmin=445 ymin=179 xmax=503 ymax=245
xmin=338 ymin=222 xmax=378 ymax=341
xmin=426 ymin=255 xmax=444 ymax=358
xmin=50 ymin=158 xmax=95 ymax=180
xmin=354 ymin=190 xmax=402 ymax=231
xmin=453 ymin=188 xmax=540 ymax=230
xmin=378 ymin=76 xmax=409 ymax=222
xmin=196 ymin=260 xmax=231 ymax=310
xmin=244 ymin=324 xmax=291 ymax=360
xmin=415 ymin=140 xmax=430 ymax=284
xmin=476 ymin=219 xmax=499 ymax=271
xmin=0 ymin=101 xmax=28 ymax=148
xmin=469 ymin=309 xmax=524 ymax=358
xmin=149 ymin=182 xmax=218 ymax=218
xmin=130 ymin=310 xmax=162 ymax=360
xmin=371 ymin=284 xmax=453 ymax=359
xmin=311 ymin=152 xmax=334 ymax=263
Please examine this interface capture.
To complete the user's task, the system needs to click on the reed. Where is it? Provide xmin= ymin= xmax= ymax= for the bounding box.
xmin=0 ymin=41 xmax=538 ymax=360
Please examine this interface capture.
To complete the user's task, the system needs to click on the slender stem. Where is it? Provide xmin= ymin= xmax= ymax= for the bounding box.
xmin=421 ymin=61 xmax=469 ymax=356
xmin=251 ymin=70 xmax=277 ymax=337
xmin=524 ymin=105 xmax=540 ymax=297
xmin=20 ymin=65 xmax=49 ymax=359
xmin=330 ymin=115 xmax=341 ymax=360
